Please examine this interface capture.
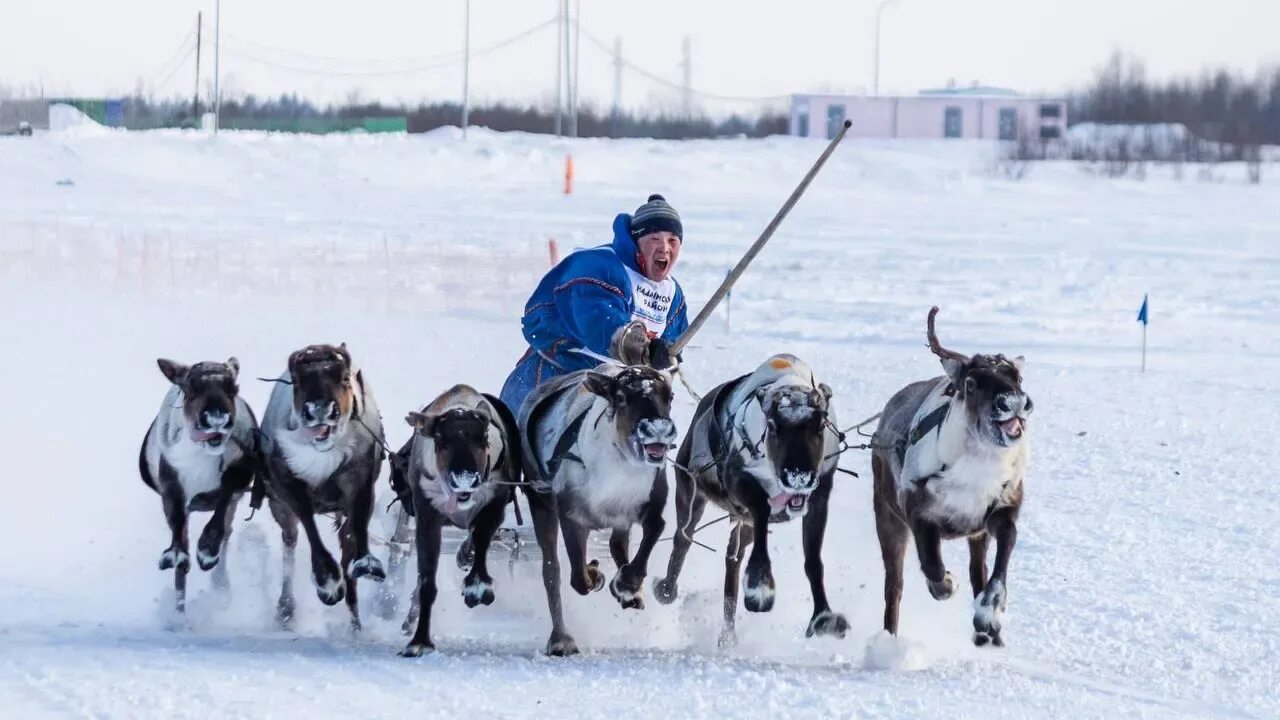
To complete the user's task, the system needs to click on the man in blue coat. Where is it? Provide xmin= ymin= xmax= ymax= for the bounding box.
xmin=499 ymin=194 xmax=690 ymax=413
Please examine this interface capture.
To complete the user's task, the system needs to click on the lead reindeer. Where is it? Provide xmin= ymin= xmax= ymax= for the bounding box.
xmin=871 ymin=307 xmax=1033 ymax=647
xmin=519 ymin=363 xmax=677 ymax=656
xmin=260 ymin=343 xmax=386 ymax=630
xmin=139 ymin=357 xmax=259 ymax=615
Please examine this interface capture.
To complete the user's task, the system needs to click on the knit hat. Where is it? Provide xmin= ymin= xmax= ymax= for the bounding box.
xmin=629 ymin=194 xmax=683 ymax=241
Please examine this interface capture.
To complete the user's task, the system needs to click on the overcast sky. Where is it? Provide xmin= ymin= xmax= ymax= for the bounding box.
xmin=2 ymin=0 xmax=1275 ymax=111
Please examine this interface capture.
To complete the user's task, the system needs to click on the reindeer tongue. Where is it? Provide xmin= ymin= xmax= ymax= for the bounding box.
xmin=190 ymin=429 xmax=220 ymax=443
xmin=769 ymin=492 xmax=794 ymax=512
xmin=1001 ymin=418 xmax=1023 ymax=437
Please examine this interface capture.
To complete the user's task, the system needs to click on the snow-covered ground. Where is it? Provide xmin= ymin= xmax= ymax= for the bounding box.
xmin=1 ymin=126 xmax=1277 ymax=719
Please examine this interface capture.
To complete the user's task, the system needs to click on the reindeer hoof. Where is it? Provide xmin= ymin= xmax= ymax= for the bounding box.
xmin=351 ymin=555 xmax=385 ymax=582
xmin=973 ymin=580 xmax=1006 ymax=647
xmin=196 ymin=548 xmax=220 ymax=571
xmin=652 ymin=577 xmax=678 ymax=605
xmin=401 ymin=641 xmax=435 ymax=657
xmin=463 ymin=578 xmax=495 ymax=608
xmin=928 ymin=572 xmax=956 ymax=601
xmin=545 ymin=633 xmax=580 ymax=657
xmin=573 ymin=560 xmax=606 ymax=595
xmin=159 ymin=548 xmax=189 ymax=572
xmin=717 ymin=627 xmax=738 ymax=648
xmin=275 ymin=595 xmax=297 ymax=630
xmin=743 ymin=578 xmax=776 ymax=613
xmin=610 ymin=574 xmax=645 ymax=610
xmin=805 ymin=610 xmax=850 ymax=639
xmin=315 ymin=576 xmax=346 ymax=605
xmin=973 ymin=629 xmax=1005 ymax=647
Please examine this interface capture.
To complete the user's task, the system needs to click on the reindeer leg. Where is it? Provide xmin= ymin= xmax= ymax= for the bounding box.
xmin=968 ymin=532 xmax=990 ymax=599
xmin=156 ymin=463 xmax=190 ymax=614
xmin=742 ymin=501 xmax=775 ymax=613
xmin=560 ymin=513 xmax=603 ymax=597
xmin=974 ymin=508 xmax=1017 ymax=648
xmin=196 ymin=487 xmax=234 ymax=572
xmin=401 ymin=498 xmax=442 ymax=657
xmin=719 ymin=519 xmax=752 ymax=648
xmin=210 ymin=493 xmax=240 ymax=592
xmin=611 ymin=469 xmax=668 ymax=610
xmin=873 ymin=460 xmax=909 ymax=635
xmin=278 ymin=475 xmax=344 ymax=606
xmin=654 ymin=457 xmax=705 ymax=605
xmin=348 ymin=469 xmax=385 ymax=583
xmin=802 ymin=482 xmax=848 ymax=638
xmin=608 ymin=529 xmax=630 ymax=571
xmin=462 ymin=498 xmax=504 ymax=608
xmin=912 ymin=519 xmax=954 ymax=601
xmin=527 ymin=490 xmax=576 ymax=657
xmin=269 ymin=497 xmax=300 ymax=628
xmin=338 ymin=513 xmax=361 ymax=631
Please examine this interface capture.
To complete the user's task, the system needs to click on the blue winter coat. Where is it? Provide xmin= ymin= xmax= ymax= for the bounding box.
xmin=499 ymin=213 xmax=689 ymax=413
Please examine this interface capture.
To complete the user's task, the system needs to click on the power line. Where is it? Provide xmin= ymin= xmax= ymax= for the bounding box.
xmin=221 ymin=18 xmax=556 ymax=78
xmin=145 ymin=25 xmax=198 ymax=87
xmin=577 ymin=24 xmax=788 ymax=103
xmin=153 ymin=42 xmax=197 ymax=93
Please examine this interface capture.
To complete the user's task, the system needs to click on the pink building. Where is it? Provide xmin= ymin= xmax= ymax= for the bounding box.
xmin=789 ymin=87 xmax=1067 ymax=141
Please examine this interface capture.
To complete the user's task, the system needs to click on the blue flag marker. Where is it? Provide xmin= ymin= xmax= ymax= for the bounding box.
xmin=1137 ymin=294 xmax=1149 ymax=371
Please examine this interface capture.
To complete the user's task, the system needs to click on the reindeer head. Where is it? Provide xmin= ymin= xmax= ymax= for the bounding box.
xmin=759 ymin=381 xmax=832 ymax=489
xmin=406 ymin=405 xmax=494 ymax=511
xmin=157 ymin=357 xmax=241 ymax=455
xmin=927 ymin=307 xmax=1033 ymax=447
xmin=287 ymin=343 xmax=356 ymax=451
xmin=584 ymin=365 xmax=676 ymax=467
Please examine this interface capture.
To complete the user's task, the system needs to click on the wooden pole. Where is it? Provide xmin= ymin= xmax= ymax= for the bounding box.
xmin=672 ymin=119 xmax=852 ymax=355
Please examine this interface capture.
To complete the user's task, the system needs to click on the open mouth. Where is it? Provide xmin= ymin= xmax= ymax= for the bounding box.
xmin=454 ymin=491 xmax=474 ymax=506
xmin=308 ymin=425 xmax=333 ymax=443
xmin=769 ymin=492 xmax=809 ymax=513
xmin=1000 ymin=417 xmax=1024 ymax=439
xmin=652 ymin=257 xmax=670 ymax=275
xmin=642 ymin=442 xmax=668 ymax=463
xmin=191 ymin=429 xmax=225 ymax=447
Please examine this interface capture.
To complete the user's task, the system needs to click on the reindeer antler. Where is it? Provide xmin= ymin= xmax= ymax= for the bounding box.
xmin=926 ymin=306 xmax=969 ymax=363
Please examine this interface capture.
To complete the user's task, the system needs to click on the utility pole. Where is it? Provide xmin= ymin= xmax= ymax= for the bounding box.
xmin=554 ymin=0 xmax=563 ymax=136
xmin=461 ymin=0 xmax=471 ymax=138
xmin=680 ymin=36 xmax=692 ymax=118
xmin=570 ymin=0 xmax=581 ymax=137
xmin=213 ymin=0 xmax=221 ymax=134
xmin=193 ymin=12 xmax=202 ymax=122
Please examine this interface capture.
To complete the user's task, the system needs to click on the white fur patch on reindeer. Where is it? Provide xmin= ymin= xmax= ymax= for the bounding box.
xmin=973 ymin=579 xmax=1006 ymax=629
xmin=277 ymin=425 xmax=356 ymax=486
xmin=743 ymin=579 xmax=776 ymax=609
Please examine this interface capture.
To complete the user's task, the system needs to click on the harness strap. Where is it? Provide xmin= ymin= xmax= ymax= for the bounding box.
xmin=544 ymin=407 xmax=590 ymax=480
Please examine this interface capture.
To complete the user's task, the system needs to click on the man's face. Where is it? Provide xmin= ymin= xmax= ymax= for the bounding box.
xmin=637 ymin=231 xmax=681 ymax=282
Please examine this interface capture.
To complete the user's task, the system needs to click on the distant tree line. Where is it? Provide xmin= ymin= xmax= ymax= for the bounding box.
xmin=1070 ymin=51 xmax=1280 ymax=149
xmin=111 ymin=92 xmax=787 ymax=139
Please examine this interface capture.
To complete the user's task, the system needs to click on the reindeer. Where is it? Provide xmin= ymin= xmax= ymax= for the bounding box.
xmin=654 ymin=354 xmax=848 ymax=646
xmin=871 ymin=307 xmax=1033 ymax=647
xmin=518 ymin=363 xmax=676 ymax=656
xmin=259 ymin=343 xmax=386 ymax=630
xmin=388 ymin=385 xmax=521 ymax=657
xmin=139 ymin=357 xmax=259 ymax=614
